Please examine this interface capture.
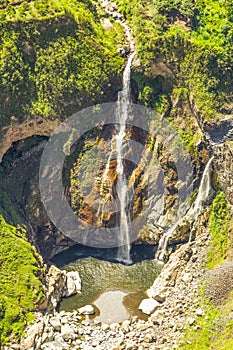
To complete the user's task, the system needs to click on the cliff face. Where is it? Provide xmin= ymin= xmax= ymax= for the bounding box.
xmin=1 ymin=0 xmax=233 ymax=349
xmin=214 ymin=142 xmax=233 ymax=205
xmin=0 ymin=0 xmax=126 ymax=263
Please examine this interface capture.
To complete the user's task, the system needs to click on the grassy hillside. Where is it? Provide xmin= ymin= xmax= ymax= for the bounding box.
xmin=179 ymin=192 xmax=233 ymax=349
xmin=0 ymin=0 xmax=124 ymax=126
xmin=117 ymin=0 xmax=233 ymax=120
xmin=0 ymin=216 xmax=44 ymax=345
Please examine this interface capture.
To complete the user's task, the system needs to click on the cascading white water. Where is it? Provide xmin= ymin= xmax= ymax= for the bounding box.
xmin=156 ymin=156 xmax=214 ymax=261
xmin=191 ymin=156 xmax=214 ymax=216
xmin=96 ymin=52 xmax=136 ymax=264
xmin=116 ymin=52 xmax=136 ymax=263
xmin=95 ymin=1 xmax=136 ymax=264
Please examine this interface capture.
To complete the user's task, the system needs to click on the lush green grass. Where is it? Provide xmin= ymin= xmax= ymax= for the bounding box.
xmin=0 ymin=0 xmax=124 ymax=125
xmin=179 ymin=289 xmax=233 ymax=350
xmin=207 ymin=192 xmax=231 ymax=269
xmin=117 ymin=0 xmax=233 ymax=120
xmin=179 ymin=291 xmax=219 ymax=350
xmin=179 ymin=192 xmax=233 ymax=349
xmin=0 ymin=216 xmax=44 ymax=345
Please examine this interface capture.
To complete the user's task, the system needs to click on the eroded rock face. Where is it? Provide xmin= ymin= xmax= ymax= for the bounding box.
xmin=0 ymin=136 xmax=76 ymax=261
xmin=68 ymin=121 xmax=199 ymax=247
xmin=0 ymin=118 xmax=60 ymax=162
xmin=214 ymin=142 xmax=233 ymax=205
xmin=39 ymin=265 xmax=81 ymax=312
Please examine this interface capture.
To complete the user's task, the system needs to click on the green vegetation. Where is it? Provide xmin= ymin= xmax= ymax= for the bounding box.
xmin=207 ymin=192 xmax=231 ymax=269
xmin=179 ymin=193 xmax=233 ymax=349
xmin=179 ymin=289 xmax=233 ymax=350
xmin=0 ymin=3 xmax=125 ymax=342
xmin=0 ymin=215 xmax=44 ymax=345
xmin=117 ymin=0 xmax=233 ymax=120
xmin=0 ymin=0 xmax=124 ymax=125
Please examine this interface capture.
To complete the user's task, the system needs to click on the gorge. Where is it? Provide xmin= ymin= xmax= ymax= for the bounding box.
xmin=1 ymin=0 xmax=233 ymax=350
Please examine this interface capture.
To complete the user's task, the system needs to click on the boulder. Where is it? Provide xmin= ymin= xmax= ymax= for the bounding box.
xmin=138 ymin=299 xmax=160 ymax=315
xmin=78 ymin=304 xmax=95 ymax=315
xmin=61 ymin=324 xmax=76 ymax=341
xmin=40 ymin=265 xmax=82 ymax=312
xmin=49 ymin=316 xmax=61 ymax=331
xmin=63 ymin=271 xmax=81 ymax=297
xmin=21 ymin=321 xmax=44 ymax=349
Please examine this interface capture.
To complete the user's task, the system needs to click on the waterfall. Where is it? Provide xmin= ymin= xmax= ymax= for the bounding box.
xmin=191 ymin=156 xmax=214 ymax=215
xmin=116 ymin=52 xmax=136 ymax=263
xmin=96 ymin=52 xmax=136 ymax=263
xmin=156 ymin=156 xmax=214 ymax=261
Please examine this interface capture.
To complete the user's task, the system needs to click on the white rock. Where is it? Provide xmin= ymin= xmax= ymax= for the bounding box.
xmin=138 ymin=298 xmax=160 ymax=315
xmin=196 ymin=308 xmax=205 ymax=316
xmin=110 ymin=323 xmax=119 ymax=331
xmin=182 ymin=273 xmax=193 ymax=284
xmin=61 ymin=324 xmax=76 ymax=340
xmin=102 ymin=323 xmax=110 ymax=331
xmin=187 ymin=317 xmax=196 ymax=325
xmin=92 ymin=340 xmax=99 ymax=347
xmin=78 ymin=304 xmax=95 ymax=315
xmin=63 ymin=271 xmax=81 ymax=297
xmin=49 ymin=317 xmax=61 ymax=331
xmin=22 ymin=322 xmax=44 ymax=349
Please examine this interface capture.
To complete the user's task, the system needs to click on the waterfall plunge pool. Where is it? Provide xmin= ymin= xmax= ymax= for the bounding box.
xmin=52 ymin=244 xmax=162 ymax=323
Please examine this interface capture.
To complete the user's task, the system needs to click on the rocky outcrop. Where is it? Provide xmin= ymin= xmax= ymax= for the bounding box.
xmin=214 ymin=142 xmax=233 ymax=205
xmin=1 ymin=135 xmax=76 ymax=261
xmin=39 ymin=265 xmax=81 ymax=312
xmin=0 ymin=118 xmax=60 ymax=162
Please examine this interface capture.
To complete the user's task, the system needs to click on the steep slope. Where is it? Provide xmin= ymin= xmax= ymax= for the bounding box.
xmin=0 ymin=216 xmax=44 ymax=345
xmin=0 ymin=0 xmax=124 ymax=160
xmin=117 ymin=0 xmax=233 ymax=122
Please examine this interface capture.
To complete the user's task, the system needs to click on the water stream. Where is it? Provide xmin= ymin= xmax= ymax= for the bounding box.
xmin=116 ymin=51 xmax=136 ymax=263
xmin=156 ymin=156 xmax=214 ymax=261
xmin=95 ymin=1 xmax=137 ymax=264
